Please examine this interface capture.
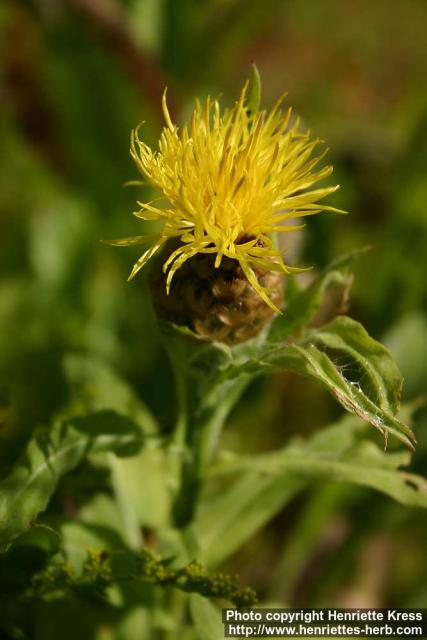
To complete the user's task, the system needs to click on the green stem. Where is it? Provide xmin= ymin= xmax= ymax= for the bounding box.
xmin=173 ymin=378 xmax=248 ymax=528
xmin=162 ymin=324 xmax=254 ymax=529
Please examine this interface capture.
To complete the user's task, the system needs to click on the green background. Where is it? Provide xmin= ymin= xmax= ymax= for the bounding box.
xmin=1 ymin=0 xmax=427 ymax=630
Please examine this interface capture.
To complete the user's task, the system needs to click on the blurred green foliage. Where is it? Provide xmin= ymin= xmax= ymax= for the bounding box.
xmin=1 ymin=0 xmax=427 ymax=637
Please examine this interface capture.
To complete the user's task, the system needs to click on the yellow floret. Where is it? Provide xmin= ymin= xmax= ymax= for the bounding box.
xmin=108 ymin=81 xmax=344 ymax=311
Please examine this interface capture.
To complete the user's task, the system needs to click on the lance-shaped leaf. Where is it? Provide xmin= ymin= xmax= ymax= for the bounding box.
xmin=218 ymin=317 xmax=415 ymax=448
xmin=210 ymin=417 xmax=427 ymax=508
xmin=0 ymin=410 xmax=145 ymax=552
xmin=190 ymin=595 xmax=224 ymax=640
xmin=197 ymin=414 xmax=427 ymax=566
xmin=306 ymin=315 xmax=403 ymax=413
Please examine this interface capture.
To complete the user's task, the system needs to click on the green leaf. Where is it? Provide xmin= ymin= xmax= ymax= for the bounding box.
xmin=276 ymin=342 xmax=412 ymax=447
xmin=269 ymin=248 xmax=367 ymax=342
xmin=189 ymin=594 xmax=224 ymax=640
xmin=219 ymin=317 xmax=415 ymax=448
xmin=197 ymin=471 xmax=303 ymax=567
xmin=109 ymin=449 xmax=171 ymax=531
xmin=267 ymin=483 xmax=353 ymax=602
xmin=63 ymin=353 xmax=159 ymax=434
xmin=0 ymin=526 xmax=60 ymax=598
xmin=116 ymin=608 xmax=151 ymax=640
xmin=0 ymin=410 xmax=145 ymax=552
xmin=198 ymin=413 xmax=427 ymax=567
xmin=211 ymin=415 xmax=427 ymax=508
xmin=307 ymin=315 xmax=403 ymax=413
xmin=246 ymin=64 xmax=261 ymax=115
xmin=59 ymin=500 xmax=128 ymax=571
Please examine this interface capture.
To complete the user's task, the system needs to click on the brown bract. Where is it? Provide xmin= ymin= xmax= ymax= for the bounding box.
xmin=150 ymin=241 xmax=283 ymax=344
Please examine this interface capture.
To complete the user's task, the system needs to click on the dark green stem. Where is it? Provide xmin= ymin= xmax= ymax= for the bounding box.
xmin=173 ymin=378 xmax=248 ymax=528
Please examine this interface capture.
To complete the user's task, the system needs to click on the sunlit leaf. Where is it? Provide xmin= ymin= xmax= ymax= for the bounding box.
xmin=219 ymin=317 xmax=415 ymax=448
xmin=0 ymin=410 xmax=145 ymax=552
xmin=211 ymin=430 xmax=427 ymax=507
xmin=198 ymin=414 xmax=427 ymax=566
xmin=189 ymin=595 xmax=223 ymax=640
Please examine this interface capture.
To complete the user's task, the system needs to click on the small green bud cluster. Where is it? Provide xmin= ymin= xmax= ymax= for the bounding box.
xmin=31 ymin=562 xmax=75 ymax=598
xmin=81 ymin=548 xmax=112 ymax=588
xmin=30 ymin=547 xmax=257 ymax=607
xmin=137 ymin=550 xmax=258 ymax=606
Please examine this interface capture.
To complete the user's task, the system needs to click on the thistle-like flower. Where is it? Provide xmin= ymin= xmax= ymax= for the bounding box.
xmin=109 ymin=78 xmax=343 ymax=342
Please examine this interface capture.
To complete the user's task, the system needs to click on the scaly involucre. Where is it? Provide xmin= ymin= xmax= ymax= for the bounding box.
xmin=110 ymin=83 xmax=343 ymax=311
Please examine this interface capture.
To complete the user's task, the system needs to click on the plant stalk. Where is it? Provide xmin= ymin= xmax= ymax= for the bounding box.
xmin=172 ymin=377 xmax=248 ymax=528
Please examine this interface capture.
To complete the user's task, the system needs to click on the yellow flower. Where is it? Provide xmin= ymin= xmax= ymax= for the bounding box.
xmin=109 ymin=82 xmax=343 ymax=311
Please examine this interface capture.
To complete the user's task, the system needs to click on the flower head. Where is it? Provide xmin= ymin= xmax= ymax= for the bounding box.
xmin=110 ymin=80 xmax=343 ymax=312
